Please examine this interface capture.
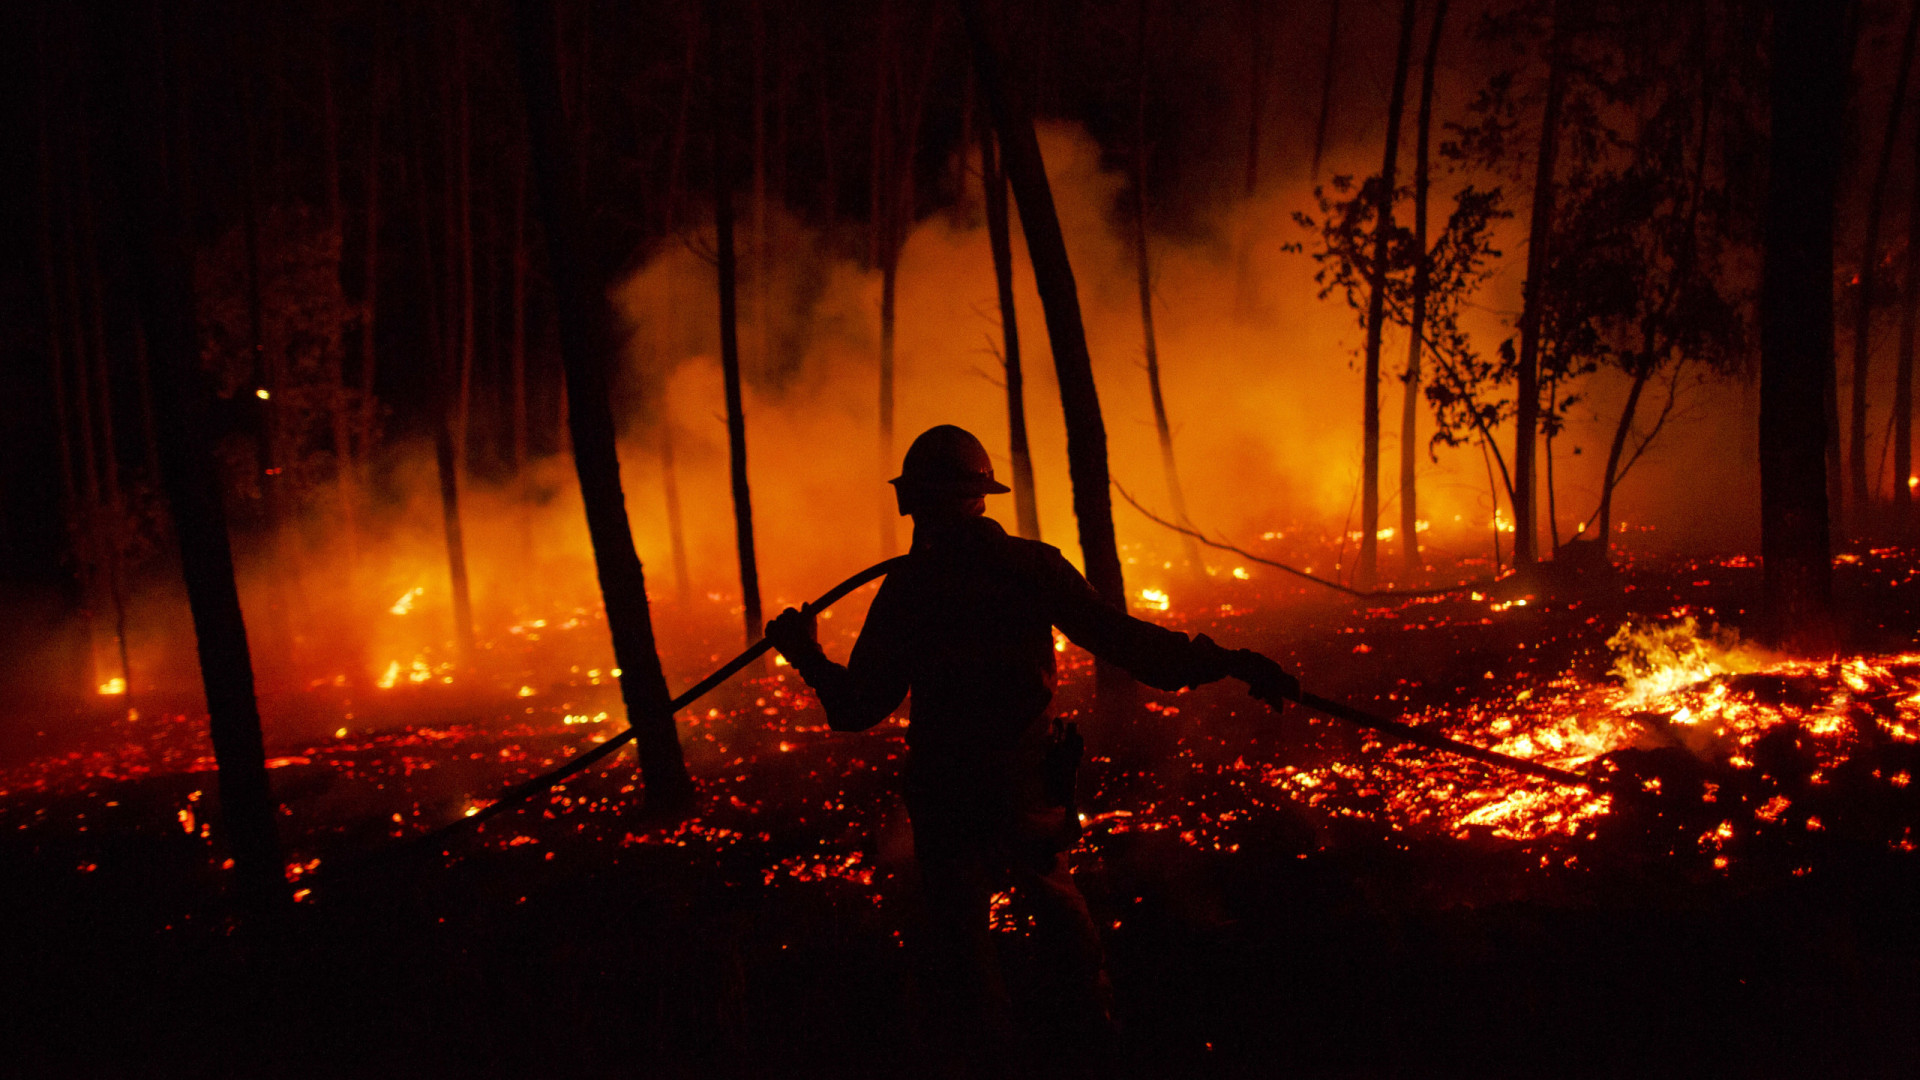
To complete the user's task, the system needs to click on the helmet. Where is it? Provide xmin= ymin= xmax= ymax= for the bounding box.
xmin=889 ymin=425 xmax=1011 ymax=496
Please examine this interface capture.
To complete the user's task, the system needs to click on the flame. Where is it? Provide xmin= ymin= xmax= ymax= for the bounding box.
xmin=389 ymin=587 xmax=425 ymax=616
xmin=96 ymin=677 xmax=126 ymax=696
xmin=1139 ymin=588 xmax=1171 ymax=612
xmin=1607 ymin=616 xmax=1762 ymax=706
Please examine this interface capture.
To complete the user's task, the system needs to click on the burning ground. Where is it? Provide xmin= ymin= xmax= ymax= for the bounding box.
xmin=4 ymin=546 xmax=1919 ymax=1077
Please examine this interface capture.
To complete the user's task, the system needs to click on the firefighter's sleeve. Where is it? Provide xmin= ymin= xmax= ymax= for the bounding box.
xmin=1041 ymin=550 xmax=1235 ymax=691
xmin=787 ymin=583 xmax=910 ymax=732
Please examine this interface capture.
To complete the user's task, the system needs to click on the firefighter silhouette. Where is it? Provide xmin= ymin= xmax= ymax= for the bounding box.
xmin=765 ymin=424 xmax=1294 ymax=1069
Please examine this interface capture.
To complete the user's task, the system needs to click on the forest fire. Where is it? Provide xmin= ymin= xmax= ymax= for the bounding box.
xmin=8 ymin=0 xmax=1920 ymax=1075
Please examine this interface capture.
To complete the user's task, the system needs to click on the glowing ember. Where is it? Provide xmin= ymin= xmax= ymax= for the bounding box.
xmin=97 ymin=677 xmax=126 ymax=696
xmin=389 ymin=586 xmax=425 ymax=616
xmin=1139 ymin=588 xmax=1171 ymax=612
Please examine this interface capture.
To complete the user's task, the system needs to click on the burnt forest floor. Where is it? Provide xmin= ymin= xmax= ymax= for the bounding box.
xmin=3 ymin=544 xmax=1919 ymax=1078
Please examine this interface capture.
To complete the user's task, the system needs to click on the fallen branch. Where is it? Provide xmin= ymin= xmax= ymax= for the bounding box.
xmin=1112 ymin=480 xmax=1481 ymax=599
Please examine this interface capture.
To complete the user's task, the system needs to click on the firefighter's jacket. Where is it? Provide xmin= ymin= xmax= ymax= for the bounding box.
xmin=786 ymin=513 xmax=1226 ymax=846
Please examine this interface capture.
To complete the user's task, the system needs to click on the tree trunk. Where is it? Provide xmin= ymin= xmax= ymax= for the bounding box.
xmin=1357 ymin=0 xmax=1416 ymax=589
xmin=981 ymin=124 xmax=1041 ymax=541
xmin=1244 ymin=0 xmax=1266 ymax=197
xmin=1401 ymin=0 xmax=1447 ymax=575
xmin=239 ymin=68 xmax=300 ymax=686
xmin=1133 ymin=0 xmax=1201 ymax=574
xmin=420 ymin=48 xmax=476 ymax=665
xmin=322 ymin=37 xmax=360 ymax=576
xmin=434 ymin=394 xmax=478 ymax=663
xmin=712 ymin=43 xmax=765 ymax=651
xmin=513 ymin=0 xmax=694 ymax=809
xmin=1760 ymin=0 xmax=1843 ymax=650
xmin=1899 ymin=93 xmax=1920 ymax=528
xmin=103 ymin=9 xmax=286 ymax=913
xmin=962 ymin=0 xmax=1126 ymax=614
xmin=511 ymin=159 xmax=532 ymax=571
xmin=1309 ymin=0 xmax=1341 ymax=185
xmin=1847 ymin=4 xmax=1920 ymax=511
xmin=660 ymin=419 xmax=692 ymax=606
xmin=871 ymin=2 xmax=897 ymax=557
xmin=1512 ymin=0 xmax=1567 ymax=569
xmin=358 ymin=58 xmax=382 ymax=485
xmin=1595 ymin=362 xmax=1651 ymax=544
xmin=456 ymin=27 xmax=477 ymax=481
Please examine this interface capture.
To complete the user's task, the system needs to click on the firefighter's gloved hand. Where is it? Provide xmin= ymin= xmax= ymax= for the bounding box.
xmin=1186 ymin=633 xmax=1239 ymax=686
xmin=1232 ymin=649 xmax=1301 ymax=706
xmin=764 ymin=607 xmax=823 ymax=662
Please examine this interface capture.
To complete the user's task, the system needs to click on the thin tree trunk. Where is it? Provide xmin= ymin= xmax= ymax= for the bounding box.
xmin=416 ymin=53 xmax=476 ymax=664
xmin=1513 ymin=1 xmax=1567 ymax=568
xmin=1401 ymin=0 xmax=1447 ymax=574
xmin=981 ymin=124 xmax=1041 ymax=541
xmin=1133 ymin=0 xmax=1201 ymax=574
xmin=1357 ymin=0 xmax=1416 ymax=589
xmin=358 ymin=60 xmax=382 ymax=481
xmin=434 ymin=395 xmax=477 ymax=662
xmin=238 ymin=68 xmax=302 ymax=684
xmin=322 ymin=38 xmax=359 ymax=575
xmin=1848 ymin=4 xmax=1920 ymax=510
xmin=512 ymin=161 xmax=530 ymax=541
xmin=1481 ymin=436 xmax=1503 ymax=576
xmin=752 ymin=0 xmax=772 ymax=410
xmin=104 ymin=8 xmax=286 ymax=913
xmin=1760 ymin=0 xmax=1842 ymax=649
xmin=1899 ymin=95 xmax=1920 ymax=527
xmin=872 ymin=1 xmax=897 ymax=557
xmin=1595 ymin=361 xmax=1652 ymax=542
xmin=1544 ymin=374 xmax=1561 ymax=551
xmin=40 ymin=35 xmax=95 ymax=700
xmin=963 ymin=0 xmax=1127 ymax=617
xmin=660 ymin=419 xmax=692 ymax=605
xmin=81 ymin=169 xmax=133 ymax=701
xmin=1244 ymin=0 xmax=1266 ymax=197
xmin=514 ymin=0 xmax=693 ymax=809
xmin=713 ymin=49 xmax=764 ymax=650
xmin=456 ymin=28 xmax=477 ymax=480
xmin=1309 ymin=0 xmax=1341 ymax=185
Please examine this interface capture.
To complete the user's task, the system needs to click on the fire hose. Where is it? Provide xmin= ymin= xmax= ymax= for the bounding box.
xmin=1239 ymin=668 xmax=1605 ymax=791
xmin=420 ymin=559 xmax=1609 ymax=852
xmin=418 ymin=557 xmax=905 ymax=847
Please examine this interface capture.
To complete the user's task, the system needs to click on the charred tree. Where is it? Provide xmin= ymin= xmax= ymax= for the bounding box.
xmin=1512 ymin=0 xmax=1568 ymax=569
xmin=963 ymin=0 xmax=1127 ymax=614
xmin=1357 ymin=0 xmax=1416 ymax=589
xmin=102 ymin=6 xmax=286 ymax=913
xmin=981 ymin=124 xmax=1042 ymax=541
xmin=712 ymin=35 xmax=765 ymax=651
xmin=1760 ymin=0 xmax=1843 ymax=649
xmin=872 ymin=2 xmax=898 ymax=557
xmin=660 ymin=419 xmax=693 ymax=605
xmin=1847 ymin=4 xmax=1920 ymax=511
xmin=1132 ymin=0 xmax=1201 ymax=574
xmin=513 ymin=0 xmax=694 ymax=809
xmin=1310 ymin=0 xmax=1341 ymax=185
xmin=1400 ymin=0 xmax=1448 ymax=575
xmin=1899 ymin=101 xmax=1920 ymax=527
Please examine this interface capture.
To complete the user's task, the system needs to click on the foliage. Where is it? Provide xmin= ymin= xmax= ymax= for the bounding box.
xmin=1290 ymin=177 xmax=1512 ymax=457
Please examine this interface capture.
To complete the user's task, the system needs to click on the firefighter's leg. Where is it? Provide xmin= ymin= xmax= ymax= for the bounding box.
xmin=1020 ymin=850 xmax=1119 ymax=1049
xmin=914 ymin=839 xmax=1016 ymax=1074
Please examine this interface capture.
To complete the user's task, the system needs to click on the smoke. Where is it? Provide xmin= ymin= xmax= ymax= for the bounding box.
xmin=612 ymin=120 xmax=1763 ymax=618
xmin=18 ymin=119 xmax=1765 ymax=733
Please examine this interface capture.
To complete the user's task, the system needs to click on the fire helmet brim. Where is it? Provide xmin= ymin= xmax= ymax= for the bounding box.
xmin=888 ymin=473 xmax=1012 ymax=496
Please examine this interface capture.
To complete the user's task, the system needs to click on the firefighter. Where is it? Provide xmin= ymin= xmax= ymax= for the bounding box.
xmin=764 ymin=424 xmax=1296 ymax=1070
